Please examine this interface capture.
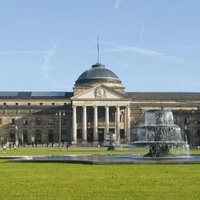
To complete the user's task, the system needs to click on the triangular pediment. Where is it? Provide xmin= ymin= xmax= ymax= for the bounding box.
xmin=71 ymin=85 xmax=128 ymax=100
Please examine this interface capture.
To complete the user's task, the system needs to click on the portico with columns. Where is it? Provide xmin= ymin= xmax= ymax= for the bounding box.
xmin=71 ymin=85 xmax=131 ymax=144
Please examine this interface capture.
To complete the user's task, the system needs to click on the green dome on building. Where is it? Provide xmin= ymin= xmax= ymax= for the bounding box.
xmin=75 ymin=63 xmax=122 ymax=85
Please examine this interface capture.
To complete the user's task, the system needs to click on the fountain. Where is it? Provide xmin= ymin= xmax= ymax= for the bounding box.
xmin=103 ymin=132 xmax=120 ymax=150
xmin=133 ymin=109 xmax=188 ymax=157
xmin=5 ymin=109 xmax=200 ymax=164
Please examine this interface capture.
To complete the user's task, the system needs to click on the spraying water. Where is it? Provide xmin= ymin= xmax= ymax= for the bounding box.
xmin=133 ymin=109 xmax=189 ymax=157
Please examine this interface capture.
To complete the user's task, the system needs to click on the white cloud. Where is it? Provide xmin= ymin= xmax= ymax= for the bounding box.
xmin=114 ymin=0 xmax=124 ymax=9
xmin=41 ymin=45 xmax=56 ymax=71
xmin=102 ymin=41 xmax=181 ymax=61
xmin=38 ymin=43 xmax=58 ymax=84
xmin=114 ymin=61 xmax=131 ymax=68
xmin=108 ymin=45 xmax=165 ymax=56
xmin=0 ymin=51 xmax=47 ymax=54
xmin=0 ymin=50 xmax=88 ymax=55
xmin=167 ymin=45 xmax=200 ymax=49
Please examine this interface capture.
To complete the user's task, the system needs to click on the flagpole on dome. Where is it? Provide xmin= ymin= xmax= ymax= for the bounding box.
xmin=97 ymin=36 xmax=100 ymax=64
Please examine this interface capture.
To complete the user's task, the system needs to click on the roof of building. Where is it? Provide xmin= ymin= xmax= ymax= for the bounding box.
xmin=127 ymin=92 xmax=200 ymax=101
xmin=75 ymin=63 xmax=122 ymax=85
xmin=0 ymin=92 xmax=73 ymax=99
xmin=0 ymin=91 xmax=200 ymax=101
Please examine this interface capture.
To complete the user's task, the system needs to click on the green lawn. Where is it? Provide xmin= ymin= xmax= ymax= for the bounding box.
xmin=0 ymin=147 xmax=199 ymax=156
xmin=0 ymin=148 xmax=199 ymax=200
xmin=0 ymin=147 xmax=146 ymax=156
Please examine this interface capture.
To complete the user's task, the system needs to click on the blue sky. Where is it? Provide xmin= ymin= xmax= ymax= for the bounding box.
xmin=0 ymin=0 xmax=200 ymax=92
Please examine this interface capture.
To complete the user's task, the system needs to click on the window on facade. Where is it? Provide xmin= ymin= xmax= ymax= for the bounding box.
xmin=23 ymin=130 xmax=28 ymax=143
xmin=197 ymin=130 xmax=200 ymax=137
xmin=35 ymin=130 xmax=41 ymax=143
xmin=77 ymin=129 xmax=82 ymax=140
xmin=52 ymin=103 xmax=55 ymax=106
xmin=48 ymin=130 xmax=54 ymax=143
xmin=184 ymin=118 xmax=189 ymax=124
xmin=98 ymin=107 xmax=105 ymax=122
xmin=48 ymin=118 xmax=54 ymax=125
xmin=61 ymin=130 xmax=67 ymax=142
xmin=22 ymin=118 xmax=28 ymax=125
xmin=35 ymin=118 xmax=41 ymax=125
xmin=61 ymin=117 xmax=67 ymax=125
xmin=120 ymin=130 xmax=125 ymax=140
xmin=0 ymin=118 xmax=2 ymax=125
xmin=77 ymin=114 xmax=82 ymax=123
xmin=9 ymin=130 xmax=15 ymax=142
xmin=40 ymin=103 xmax=43 ymax=106
xmin=10 ymin=118 xmax=15 ymax=125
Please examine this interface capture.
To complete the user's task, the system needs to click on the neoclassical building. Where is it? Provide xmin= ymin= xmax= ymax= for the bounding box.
xmin=0 ymin=62 xmax=200 ymax=146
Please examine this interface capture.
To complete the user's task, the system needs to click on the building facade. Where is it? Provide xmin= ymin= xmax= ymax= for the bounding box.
xmin=0 ymin=62 xmax=200 ymax=147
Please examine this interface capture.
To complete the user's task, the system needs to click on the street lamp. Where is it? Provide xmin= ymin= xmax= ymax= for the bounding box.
xmin=15 ymin=126 xmax=18 ymax=147
xmin=10 ymin=125 xmax=18 ymax=148
xmin=56 ymin=111 xmax=65 ymax=148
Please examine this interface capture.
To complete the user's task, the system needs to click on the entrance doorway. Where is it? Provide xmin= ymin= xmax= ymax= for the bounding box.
xmin=87 ymin=129 xmax=93 ymax=142
xmin=35 ymin=133 xmax=41 ymax=144
xmin=48 ymin=133 xmax=54 ymax=143
xmin=98 ymin=129 xmax=104 ymax=143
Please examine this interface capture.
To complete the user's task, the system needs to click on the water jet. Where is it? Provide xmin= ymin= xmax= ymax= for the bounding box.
xmin=132 ymin=109 xmax=189 ymax=157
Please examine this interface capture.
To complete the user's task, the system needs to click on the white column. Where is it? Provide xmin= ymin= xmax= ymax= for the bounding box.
xmin=72 ymin=106 xmax=77 ymax=143
xmin=116 ymin=106 xmax=120 ymax=143
xmin=93 ymin=106 xmax=98 ymax=142
xmin=105 ymin=106 xmax=109 ymax=137
xmin=82 ymin=106 xmax=87 ymax=142
xmin=126 ymin=105 xmax=130 ymax=142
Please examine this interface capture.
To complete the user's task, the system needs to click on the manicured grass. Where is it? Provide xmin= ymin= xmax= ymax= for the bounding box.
xmin=0 ymin=148 xmax=199 ymax=200
xmin=0 ymin=161 xmax=200 ymax=200
xmin=0 ymin=147 xmax=146 ymax=156
xmin=0 ymin=146 xmax=199 ymax=156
